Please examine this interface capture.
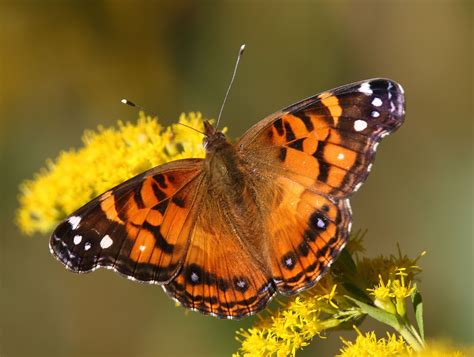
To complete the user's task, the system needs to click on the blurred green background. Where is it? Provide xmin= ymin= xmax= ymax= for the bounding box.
xmin=1 ymin=1 xmax=472 ymax=356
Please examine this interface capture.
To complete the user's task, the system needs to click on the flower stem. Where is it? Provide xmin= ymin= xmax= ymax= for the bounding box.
xmin=398 ymin=323 xmax=424 ymax=351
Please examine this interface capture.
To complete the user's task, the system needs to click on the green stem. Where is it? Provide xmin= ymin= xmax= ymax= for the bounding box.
xmin=407 ymin=323 xmax=425 ymax=347
xmin=397 ymin=323 xmax=424 ymax=352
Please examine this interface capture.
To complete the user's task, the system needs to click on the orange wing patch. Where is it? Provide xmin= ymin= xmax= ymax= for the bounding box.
xmin=164 ymin=202 xmax=275 ymax=319
xmin=266 ymin=176 xmax=350 ymax=294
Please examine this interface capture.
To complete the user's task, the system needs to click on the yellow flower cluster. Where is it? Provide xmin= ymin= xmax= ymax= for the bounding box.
xmin=234 ymin=295 xmax=326 ymax=357
xmin=368 ymin=268 xmax=416 ymax=317
xmin=233 ymin=272 xmax=352 ymax=357
xmin=338 ymin=328 xmax=412 ymax=356
xmin=339 ymin=329 xmax=469 ymax=357
xmin=16 ymin=112 xmax=209 ymax=235
xmin=234 ymin=231 xmax=431 ymax=356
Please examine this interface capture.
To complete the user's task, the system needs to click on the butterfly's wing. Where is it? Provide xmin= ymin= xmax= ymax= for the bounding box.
xmin=51 ymin=156 xmax=275 ymax=319
xmin=238 ymin=78 xmax=405 ymax=294
xmin=163 ymin=191 xmax=276 ymax=319
xmin=50 ymin=159 xmax=204 ymax=283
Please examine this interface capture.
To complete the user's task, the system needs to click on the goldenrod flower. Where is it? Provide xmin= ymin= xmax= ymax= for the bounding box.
xmin=234 ymin=235 xmax=432 ymax=355
xmin=339 ymin=330 xmax=470 ymax=357
xmin=234 ymin=291 xmax=334 ymax=357
xmin=412 ymin=340 xmax=472 ymax=357
xmin=356 ymin=245 xmax=425 ymax=287
xmin=368 ymin=275 xmax=397 ymax=315
xmin=367 ymin=268 xmax=416 ymax=319
xmin=338 ymin=327 xmax=412 ymax=356
xmin=16 ymin=112 xmax=209 ymax=234
xmin=392 ymin=268 xmax=416 ymax=317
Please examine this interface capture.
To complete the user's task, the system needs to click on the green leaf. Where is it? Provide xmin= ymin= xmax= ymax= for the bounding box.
xmin=345 ymin=295 xmax=402 ymax=330
xmin=411 ymin=286 xmax=424 ymax=341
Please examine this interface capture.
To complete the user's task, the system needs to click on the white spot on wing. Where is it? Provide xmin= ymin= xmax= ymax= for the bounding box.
xmin=354 ymin=182 xmax=363 ymax=192
xmin=68 ymin=216 xmax=81 ymax=230
xmin=337 ymin=153 xmax=345 ymax=160
xmin=373 ymin=142 xmax=380 ymax=151
xmin=191 ymin=272 xmax=199 ymax=282
xmin=100 ymin=235 xmax=113 ymax=249
xmin=73 ymin=235 xmax=82 ymax=245
xmin=372 ymin=97 xmax=383 ymax=107
xmin=316 ymin=218 xmax=326 ymax=229
xmin=359 ymin=82 xmax=373 ymax=95
xmin=139 ymin=245 xmax=146 ymax=252
xmin=354 ymin=120 xmax=368 ymax=132
xmin=84 ymin=242 xmax=91 ymax=251
xmin=371 ymin=111 xmax=380 ymax=118
xmin=367 ymin=163 xmax=373 ymax=172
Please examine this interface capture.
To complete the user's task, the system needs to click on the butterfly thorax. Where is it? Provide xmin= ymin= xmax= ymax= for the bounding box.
xmin=203 ymin=133 xmax=245 ymax=192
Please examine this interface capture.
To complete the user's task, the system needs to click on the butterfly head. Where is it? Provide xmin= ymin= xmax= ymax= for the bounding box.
xmin=203 ymin=120 xmax=227 ymax=153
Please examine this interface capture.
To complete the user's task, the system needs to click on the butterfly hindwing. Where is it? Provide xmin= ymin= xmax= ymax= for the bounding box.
xmin=266 ymin=176 xmax=350 ymax=294
xmin=50 ymin=159 xmax=203 ymax=283
xmin=163 ymin=185 xmax=276 ymax=319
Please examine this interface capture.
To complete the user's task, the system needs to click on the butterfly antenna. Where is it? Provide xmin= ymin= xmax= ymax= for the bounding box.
xmin=177 ymin=122 xmax=205 ymax=135
xmin=215 ymin=44 xmax=246 ymax=130
xmin=122 ymin=99 xmax=206 ymax=135
xmin=121 ymin=99 xmax=157 ymax=117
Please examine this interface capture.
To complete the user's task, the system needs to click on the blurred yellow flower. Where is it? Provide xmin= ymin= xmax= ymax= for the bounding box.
xmin=412 ymin=340 xmax=471 ymax=357
xmin=356 ymin=245 xmax=425 ymax=287
xmin=16 ymin=112 xmax=209 ymax=235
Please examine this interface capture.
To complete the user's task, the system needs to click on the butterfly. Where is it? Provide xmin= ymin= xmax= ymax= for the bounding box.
xmin=50 ymin=78 xmax=405 ymax=319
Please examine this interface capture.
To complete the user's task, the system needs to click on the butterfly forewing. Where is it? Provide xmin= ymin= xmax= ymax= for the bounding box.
xmin=50 ymin=159 xmax=203 ymax=282
xmin=238 ymin=78 xmax=405 ymax=198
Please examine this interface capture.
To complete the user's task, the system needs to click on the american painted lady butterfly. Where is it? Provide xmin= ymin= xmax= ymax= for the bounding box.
xmin=50 ymin=78 xmax=405 ymax=319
